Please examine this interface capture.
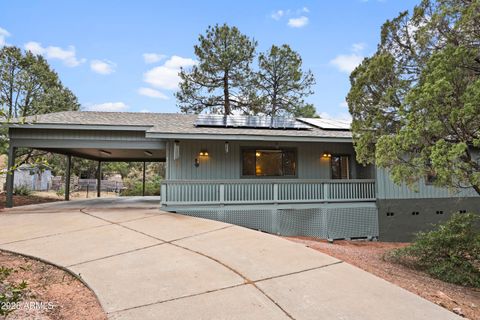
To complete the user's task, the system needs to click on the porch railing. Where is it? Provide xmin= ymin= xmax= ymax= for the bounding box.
xmin=160 ymin=179 xmax=376 ymax=206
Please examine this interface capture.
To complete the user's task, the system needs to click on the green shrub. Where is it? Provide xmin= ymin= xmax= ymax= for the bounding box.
xmin=121 ymin=176 xmax=161 ymax=196
xmin=385 ymin=212 xmax=480 ymax=287
xmin=0 ymin=266 xmax=28 ymax=317
xmin=13 ymin=185 xmax=32 ymax=196
xmin=56 ymin=187 xmax=65 ymax=197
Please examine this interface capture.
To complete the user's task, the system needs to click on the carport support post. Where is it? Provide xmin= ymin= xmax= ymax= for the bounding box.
xmin=5 ymin=145 xmax=16 ymax=208
xmin=97 ymin=161 xmax=102 ymax=198
xmin=142 ymin=161 xmax=146 ymax=197
xmin=65 ymin=154 xmax=72 ymax=201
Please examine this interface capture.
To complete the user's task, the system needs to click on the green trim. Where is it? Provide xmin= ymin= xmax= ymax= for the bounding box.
xmin=146 ymin=132 xmax=352 ymax=142
xmin=9 ymin=123 xmax=153 ymax=131
xmin=11 ymin=138 xmax=165 ymax=149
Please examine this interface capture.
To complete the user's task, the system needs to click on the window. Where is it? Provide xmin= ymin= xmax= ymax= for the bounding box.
xmin=331 ymin=155 xmax=350 ymax=179
xmin=242 ymin=149 xmax=296 ymax=177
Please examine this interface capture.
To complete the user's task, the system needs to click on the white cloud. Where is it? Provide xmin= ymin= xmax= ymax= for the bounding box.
xmin=271 ymin=10 xmax=285 ymax=20
xmin=0 ymin=27 xmax=11 ymax=47
xmin=352 ymin=42 xmax=366 ymax=53
xmin=84 ymin=102 xmax=128 ymax=112
xmin=24 ymin=41 xmax=85 ymax=67
xmin=339 ymin=101 xmax=349 ymax=108
xmin=300 ymin=7 xmax=309 ymax=13
xmin=90 ymin=59 xmax=116 ymax=75
xmin=143 ymin=53 xmax=166 ymax=64
xmin=138 ymin=87 xmax=169 ymax=99
xmin=288 ymin=16 xmax=309 ymax=28
xmin=163 ymin=56 xmax=196 ymax=69
xmin=143 ymin=55 xmax=196 ymax=90
xmin=330 ymin=53 xmax=364 ymax=73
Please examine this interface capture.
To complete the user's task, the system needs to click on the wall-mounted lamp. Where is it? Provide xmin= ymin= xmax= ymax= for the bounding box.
xmin=322 ymin=152 xmax=332 ymax=159
xmin=225 ymin=142 xmax=229 ymax=153
xmin=144 ymin=150 xmax=153 ymax=156
xmin=199 ymin=150 xmax=209 ymax=156
xmin=194 ymin=158 xmax=200 ymax=168
xmin=255 ymin=151 xmax=261 ymax=157
xmin=99 ymin=149 xmax=112 ymax=156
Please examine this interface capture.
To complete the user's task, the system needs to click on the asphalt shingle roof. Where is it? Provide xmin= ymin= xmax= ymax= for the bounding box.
xmin=17 ymin=111 xmax=352 ymax=139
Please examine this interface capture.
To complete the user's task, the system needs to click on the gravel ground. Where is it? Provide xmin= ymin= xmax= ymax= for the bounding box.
xmin=0 ymin=250 xmax=106 ymax=320
xmin=287 ymin=237 xmax=480 ymax=320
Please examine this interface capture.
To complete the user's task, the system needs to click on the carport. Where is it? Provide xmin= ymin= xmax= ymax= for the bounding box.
xmin=6 ymin=113 xmax=167 ymax=207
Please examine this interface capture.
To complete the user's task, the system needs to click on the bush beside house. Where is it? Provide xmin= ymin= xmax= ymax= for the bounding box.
xmin=386 ymin=213 xmax=480 ymax=288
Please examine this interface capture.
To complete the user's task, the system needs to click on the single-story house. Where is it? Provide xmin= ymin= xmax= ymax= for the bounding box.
xmin=5 ymin=111 xmax=479 ymax=241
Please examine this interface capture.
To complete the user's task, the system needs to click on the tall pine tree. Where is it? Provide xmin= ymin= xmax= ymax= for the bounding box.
xmin=176 ymin=24 xmax=257 ymax=115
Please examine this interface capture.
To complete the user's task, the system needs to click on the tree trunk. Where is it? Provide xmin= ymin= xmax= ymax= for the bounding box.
xmin=270 ymin=94 xmax=277 ymax=127
xmin=8 ymin=64 xmax=14 ymax=118
xmin=223 ymin=71 xmax=231 ymax=115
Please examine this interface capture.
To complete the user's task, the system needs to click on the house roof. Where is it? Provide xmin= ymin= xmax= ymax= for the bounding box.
xmin=11 ymin=111 xmax=353 ymax=141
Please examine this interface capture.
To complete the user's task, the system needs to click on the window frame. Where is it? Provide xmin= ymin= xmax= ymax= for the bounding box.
xmin=240 ymin=147 xmax=298 ymax=179
xmin=330 ymin=154 xmax=351 ymax=180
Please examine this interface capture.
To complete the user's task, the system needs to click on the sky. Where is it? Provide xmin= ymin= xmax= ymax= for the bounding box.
xmin=0 ymin=0 xmax=419 ymax=120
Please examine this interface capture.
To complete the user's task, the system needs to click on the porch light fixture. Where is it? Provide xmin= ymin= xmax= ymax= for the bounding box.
xmin=144 ymin=150 xmax=153 ymax=156
xmin=99 ymin=149 xmax=112 ymax=156
xmin=322 ymin=152 xmax=332 ymax=159
xmin=225 ymin=141 xmax=229 ymax=153
xmin=199 ymin=150 xmax=209 ymax=156
xmin=194 ymin=158 xmax=200 ymax=167
xmin=255 ymin=151 xmax=261 ymax=157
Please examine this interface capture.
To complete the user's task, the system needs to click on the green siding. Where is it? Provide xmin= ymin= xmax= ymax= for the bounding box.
xmin=10 ymin=128 xmax=157 ymax=142
xmin=376 ymin=168 xmax=478 ymax=199
xmin=166 ymin=140 xmax=373 ymax=180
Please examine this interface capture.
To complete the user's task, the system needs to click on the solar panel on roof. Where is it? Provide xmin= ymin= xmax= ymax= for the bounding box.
xmin=194 ymin=114 xmax=311 ymax=130
xmin=297 ymin=118 xmax=351 ymax=131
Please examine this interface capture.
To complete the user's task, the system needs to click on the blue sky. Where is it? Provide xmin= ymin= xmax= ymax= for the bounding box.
xmin=0 ymin=0 xmax=418 ymax=120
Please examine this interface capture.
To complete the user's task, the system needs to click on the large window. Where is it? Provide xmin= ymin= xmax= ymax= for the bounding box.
xmin=331 ymin=155 xmax=350 ymax=179
xmin=242 ymin=149 xmax=296 ymax=177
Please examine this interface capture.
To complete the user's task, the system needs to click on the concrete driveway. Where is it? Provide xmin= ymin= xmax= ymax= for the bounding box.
xmin=0 ymin=198 xmax=459 ymax=320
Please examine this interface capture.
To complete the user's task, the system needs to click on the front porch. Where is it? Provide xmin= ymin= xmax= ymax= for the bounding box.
xmin=160 ymin=179 xmax=378 ymax=240
xmin=160 ymin=179 xmax=376 ymax=207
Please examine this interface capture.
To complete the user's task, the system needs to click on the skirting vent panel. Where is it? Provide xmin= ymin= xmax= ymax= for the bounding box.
xmin=174 ymin=205 xmax=378 ymax=240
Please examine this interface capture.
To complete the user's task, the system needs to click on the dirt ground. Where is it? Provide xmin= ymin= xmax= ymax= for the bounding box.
xmin=0 ymin=191 xmax=119 ymax=209
xmin=33 ymin=191 xmax=119 ymax=200
xmin=0 ymin=250 xmax=106 ymax=320
xmin=287 ymin=237 xmax=480 ymax=320
xmin=0 ymin=193 xmax=61 ymax=209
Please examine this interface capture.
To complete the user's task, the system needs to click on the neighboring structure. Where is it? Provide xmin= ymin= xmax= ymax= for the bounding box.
xmin=13 ymin=164 xmax=52 ymax=191
xmin=5 ymin=111 xmax=479 ymax=241
xmin=0 ymin=154 xmax=6 ymax=191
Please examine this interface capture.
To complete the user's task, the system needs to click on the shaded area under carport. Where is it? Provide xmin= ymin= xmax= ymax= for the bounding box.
xmin=6 ymin=127 xmax=166 ymax=207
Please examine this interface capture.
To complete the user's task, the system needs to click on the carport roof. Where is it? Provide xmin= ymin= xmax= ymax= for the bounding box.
xmin=11 ymin=111 xmax=353 ymax=141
